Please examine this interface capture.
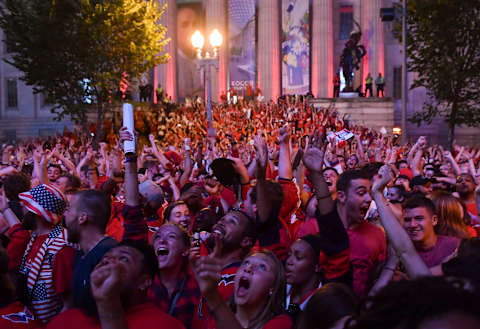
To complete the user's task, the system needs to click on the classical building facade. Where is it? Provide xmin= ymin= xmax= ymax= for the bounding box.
xmin=0 ymin=0 xmax=478 ymax=145
xmin=155 ymin=0 xmax=480 ymax=145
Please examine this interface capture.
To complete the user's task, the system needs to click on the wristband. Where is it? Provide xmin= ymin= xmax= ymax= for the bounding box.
xmin=125 ymin=156 xmax=137 ymax=163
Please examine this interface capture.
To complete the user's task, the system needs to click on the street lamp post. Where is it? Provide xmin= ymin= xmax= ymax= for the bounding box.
xmin=191 ymin=29 xmax=223 ymax=138
xmin=401 ymin=0 xmax=408 ymax=144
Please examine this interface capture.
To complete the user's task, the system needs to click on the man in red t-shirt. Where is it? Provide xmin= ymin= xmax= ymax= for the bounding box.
xmin=302 ymin=134 xmax=386 ymax=297
xmin=456 ymin=173 xmax=477 ymax=217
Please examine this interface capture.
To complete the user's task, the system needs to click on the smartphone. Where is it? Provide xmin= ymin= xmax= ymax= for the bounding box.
xmin=138 ymin=167 xmax=147 ymax=175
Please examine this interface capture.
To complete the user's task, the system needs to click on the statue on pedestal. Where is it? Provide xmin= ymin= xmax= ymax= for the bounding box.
xmin=340 ymin=21 xmax=366 ymax=92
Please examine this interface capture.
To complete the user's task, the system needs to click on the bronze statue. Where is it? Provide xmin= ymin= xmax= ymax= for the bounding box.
xmin=340 ymin=21 xmax=366 ymax=92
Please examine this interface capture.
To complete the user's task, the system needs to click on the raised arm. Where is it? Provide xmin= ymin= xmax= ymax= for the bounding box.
xmin=444 ymin=150 xmax=461 ymax=176
xmin=254 ymin=133 xmax=271 ymax=223
xmin=149 ymin=133 xmax=171 ymax=167
xmin=120 ymin=127 xmax=139 ymax=207
xmin=372 ymin=165 xmax=430 ymax=278
xmin=179 ymin=138 xmax=193 ymax=188
xmin=354 ymin=134 xmax=366 ymax=165
xmin=53 ymin=146 xmax=78 ymax=177
xmin=303 ymin=130 xmax=334 ymax=215
xmin=411 ymin=148 xmax=424 ymax=177
xmin=278 ymin=126 xmax=292 ymax=180
xmin=39 ymin=150 xmax=54 ymax=185
xmin=407 ymin=136 xmax=423 ymax=167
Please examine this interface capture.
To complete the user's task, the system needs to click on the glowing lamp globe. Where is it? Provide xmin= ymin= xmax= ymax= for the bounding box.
xmin=209 ymin=29 xmax=223 ymax=48
xmin=191 ymin=30 xmax=204 ymax=49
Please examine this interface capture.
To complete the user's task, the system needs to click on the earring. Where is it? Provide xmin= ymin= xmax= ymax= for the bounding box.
xmin=269 ymin=289 xmax=273 ymax=295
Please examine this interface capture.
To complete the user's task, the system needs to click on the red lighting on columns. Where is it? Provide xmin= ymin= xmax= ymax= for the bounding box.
xmin=361 ymin=0 xmax=370 ymax=93
xmin=271 ymin=0 xmax=280 ymax=100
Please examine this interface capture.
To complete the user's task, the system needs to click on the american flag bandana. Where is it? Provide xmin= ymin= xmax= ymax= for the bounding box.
xmin=18 ymin=184 xmax=67 ymax=225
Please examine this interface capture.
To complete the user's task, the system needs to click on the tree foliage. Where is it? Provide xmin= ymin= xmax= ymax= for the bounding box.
xmin=0 ymin=0 xmax=169 ymax=125
xmin=400 ymin=0 xmax=480 ymax=144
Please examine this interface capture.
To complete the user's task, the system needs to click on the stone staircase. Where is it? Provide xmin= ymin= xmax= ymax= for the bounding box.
xmin=311 ymin=97 xmax=396 ymax=133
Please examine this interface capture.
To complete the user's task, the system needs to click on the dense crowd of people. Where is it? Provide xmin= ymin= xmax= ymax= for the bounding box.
xmin=0 ymin=96 xmax=480 ymax=329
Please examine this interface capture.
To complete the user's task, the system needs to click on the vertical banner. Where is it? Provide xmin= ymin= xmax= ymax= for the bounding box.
xmin=176 ymin=2 xmax=205 ymax=101
xmin=228 ymin=0 xmax=256 ymax=95
xmin=281 ymin=0 xmax=310 ymax=95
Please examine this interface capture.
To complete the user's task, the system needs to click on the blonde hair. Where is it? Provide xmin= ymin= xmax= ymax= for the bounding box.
xmin=431 ymin=191 xmax=470 ymax=239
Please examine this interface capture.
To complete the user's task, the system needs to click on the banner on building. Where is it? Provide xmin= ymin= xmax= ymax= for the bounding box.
xmin=281 ymin=0 xmax=310 ymax=95
xmin=228 ymin=0 xmax=256 ymax=94
xmin=176 ymin=2 xmax=204 ymax=100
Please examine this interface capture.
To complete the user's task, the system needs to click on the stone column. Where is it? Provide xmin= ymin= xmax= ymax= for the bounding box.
xmin=361 ymin=0 xmax=385 ymax=94
xmin=353 ymin=0 xmax=362 ymax=90
xmin=155 ymin=0 xmax=177 ymax=102
xmin=312 ymin=0 xmax=334 ymax=98
xmin=258 ymin=0 xmax=280 ymax=101
xmin=205 ymin=0 xmax=227 ymax=102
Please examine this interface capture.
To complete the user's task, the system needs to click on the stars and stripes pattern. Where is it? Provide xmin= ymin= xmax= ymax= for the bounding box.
xmin=18 ymin=184 xmax=67 ymax=225
xmin=19 ymin=224 xmax=69 ymax=323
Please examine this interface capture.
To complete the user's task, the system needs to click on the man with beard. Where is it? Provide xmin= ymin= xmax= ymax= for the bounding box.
xmin=64 ymin=190 xmax=117 ymax=315
xmin=2 ymin=184 xmax=77 ymax=323
xmin=149 ymin=224 xmax=200 ymax=329
xmin=207 ymin=210 xmax=256 ymax=298
xmin=66 ymin=126 xmax=153 ymax=315
xmin=302 ymin=133 xmax=386 ymax=298
xmin=456 ymin=173 xmax=477 ymax=216
xmin=192 ymin=209 xmax=256 ymax=329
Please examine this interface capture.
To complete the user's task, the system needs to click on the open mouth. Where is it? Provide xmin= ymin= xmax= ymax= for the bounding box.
xmin=360 ymin=206 xmax=370 ymax=216
xmin=156 ymin=246 xmax=169 ymax=257
xmin=237 ymin=276 xmax=251 ymax=297
xmin=213 ymin=225 xmax=226 ymax=237
xmin=326 ymin=181 xmax=333 ymax=187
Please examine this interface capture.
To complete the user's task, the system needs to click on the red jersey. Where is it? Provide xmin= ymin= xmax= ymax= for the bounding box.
xmin=192 ymin=262 xmax=241 ymax=329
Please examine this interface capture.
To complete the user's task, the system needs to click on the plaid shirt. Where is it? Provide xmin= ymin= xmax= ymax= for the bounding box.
xmin=148 ymin=268 xmax=201 ymax=329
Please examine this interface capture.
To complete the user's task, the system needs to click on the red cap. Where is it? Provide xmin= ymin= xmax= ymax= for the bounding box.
xmin=163 ymin=151 xmax=183 ymax=166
